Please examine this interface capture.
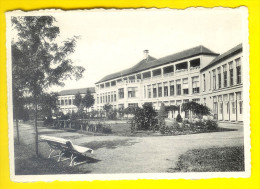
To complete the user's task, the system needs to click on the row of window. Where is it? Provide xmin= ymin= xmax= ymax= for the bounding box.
xmin=144 ymin=76 xmax=200 ymax=99
xmin=98 ymin=59 xmax=201 ymax=89
xmin=203 ymin=57 xmax=242 ymax=91
xmin=59 ymin=99 xmax=74 ymax=106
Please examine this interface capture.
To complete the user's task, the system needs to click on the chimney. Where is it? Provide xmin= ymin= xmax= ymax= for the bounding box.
xmin=143 ymin=50 xmax=149 ymax=60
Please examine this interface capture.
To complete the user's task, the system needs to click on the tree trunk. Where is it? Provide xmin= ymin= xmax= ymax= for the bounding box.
xmin=16 ymin=118 xmax=20 ymax=144
xmin=35 ymin=101 xmax=39 ymax=156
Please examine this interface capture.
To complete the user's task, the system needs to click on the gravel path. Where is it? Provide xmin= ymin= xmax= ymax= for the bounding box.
xmin=13 ymin=122 xmax=244 ymax=173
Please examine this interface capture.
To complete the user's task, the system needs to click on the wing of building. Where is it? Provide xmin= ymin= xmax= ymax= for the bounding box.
xmin=95 ymin=44 xmax=243 ymax=122
xmin=58 ymin=87 xmax=96 ymax=114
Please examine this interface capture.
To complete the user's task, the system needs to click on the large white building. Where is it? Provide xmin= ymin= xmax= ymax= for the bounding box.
xmin=94 ymin=44 xmax=243 ymax=122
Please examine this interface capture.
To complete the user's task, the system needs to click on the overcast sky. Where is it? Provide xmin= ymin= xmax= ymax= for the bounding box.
xmin=45 ymin=8 xmax=247 ymax=92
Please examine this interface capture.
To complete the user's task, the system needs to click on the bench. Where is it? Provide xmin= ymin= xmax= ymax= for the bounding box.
xmin=40 ymin=135 xmax=93 ymax=166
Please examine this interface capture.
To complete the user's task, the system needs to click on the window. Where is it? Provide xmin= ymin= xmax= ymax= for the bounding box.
xmin=217 ymin=67 xmax=221 ymax=88
xmin=176 ymin=80 xmax=181 ymax=95
xmin=100 ymin=84 xmax=104 ymax=89
xmin=236 ymin=58 xmax=242 ymax=84
xmin=163 ymin=66 xmax=174 ymax=74
xmin=128 ymin=87 xmax=137 ymax=98
xmin=61 ymin=100 xmax=64 ymax=106
xmin=144 ymin=86 xmax=146 ymax=98
xmin=192 ymin=76 xmax=200 ymax=94
xmin=114 ymin=93 xmax=116 ymax=101
xmin=229 ymin=62 xmax=234 ymax=86
xmin=69 ymin=99 xmax=72 ymax=105
xmin=203 ymin=74 xmax=206 ymax=91
xmin=164 ymin=82 xmax=168 ymax=96
xmin=147 ymin=85 xmax=151 ymax=98
xmin=170 ymin=81 xmax=174 ymax=96
xmin=239 ymin=101 xmax=243 ymax=114
xmin=143 ymin=71 xmax=151 ymax=79
xmin=111 ymin=81 xmax=116 ymax=86
xmin=182 ymin=78 xmax=189 ymax=95
xmin=97 ymin=97 xmax=99 ymax=104
xmin=232 ymin=102 xmax=236 ymax=114
xmin=118 ymin=88 xmax=124 ymax=99
xmin=108 ymin=94 xmax=110 ymax=103
xmin=100 ymin=95 xmax=102 ymax=103
xmin=65 ymin=99 xmax=68 ymax=106
xmin=213 ymin=70 xmax=216 ymax=90
xmin=220 ymin=102 xmax=223 ymax=114
xmin=105 ymin=82 xmax=110 ymax=88
xmin=223 ymin=65 xmax=227 ymax=87
xmin=153 ymin=84 xmax=157 ymax=98
xmin=111 ymin=94 xmax=113 ymax=102
xmin=153 ymin=69 xmax=161 ymax=77
xmin=209 ymin=71 xmax=211 ymax=90
xmin=158 ymin=83 xmax=162 ymax=97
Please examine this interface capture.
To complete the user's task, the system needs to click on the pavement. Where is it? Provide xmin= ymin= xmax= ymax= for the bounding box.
xmin=13 ymin=122 xmax=244 ymax=173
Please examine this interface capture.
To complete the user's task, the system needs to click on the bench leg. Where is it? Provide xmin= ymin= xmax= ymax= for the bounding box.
xmin=69 ymin=154 xmax=88 ymax=167
xmin=48 ymin=149 xmax=56 ymax=158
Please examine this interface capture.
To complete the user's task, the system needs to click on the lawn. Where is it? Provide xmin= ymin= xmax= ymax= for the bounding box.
xmin=169 ymin=146 xmax=244 ymax=172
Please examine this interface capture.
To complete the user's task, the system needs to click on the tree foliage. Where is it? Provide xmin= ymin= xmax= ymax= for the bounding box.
xmin=82 ymin=89 xmax=95 ymax=110
xmin=181 ymin=101 xmax=211 ymax=118
xmin=11 ymin=16 xmax=85 ymax=155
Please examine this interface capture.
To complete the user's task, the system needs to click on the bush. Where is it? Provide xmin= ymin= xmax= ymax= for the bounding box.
xmin=102 ymin=125 xmax=112 ymax=134
xmin=176 ymin=114 xmax=182 ymax=122
xmin=206 ymin=120 xmax=218 ymax=130
xmin=43 ymin=116 xmax=53 ymax=126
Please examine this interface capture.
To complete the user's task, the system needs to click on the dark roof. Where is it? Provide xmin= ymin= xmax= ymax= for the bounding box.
xmin=58 ymin=87 xmax=95 ymax=96
xmin=96 ymin=45 xmax=218 ymax=84
xmin=200 ymin=43 xmax=242 ymax=72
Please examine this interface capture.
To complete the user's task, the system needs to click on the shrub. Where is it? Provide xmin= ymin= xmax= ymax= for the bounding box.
xmin=158 ymin=103 xmax=166 ymax=128
xmin=102 ymin=125 xmax=112 ymax=134
xmin=43 ymin=116 xmax=53 ymax=126
xmin=206 ymin=120 xmax=218 ymax=130
xmin=176 ymin=114 xmax=182 ymax=122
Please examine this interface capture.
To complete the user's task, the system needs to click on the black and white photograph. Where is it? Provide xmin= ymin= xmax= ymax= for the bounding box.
xmin=6 ymin=8 xmax=250 ymax=181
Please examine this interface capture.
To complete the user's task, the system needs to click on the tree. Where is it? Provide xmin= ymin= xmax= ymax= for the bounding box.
xmin=12 ymin=16 xmax=85 ymax=156
xmin=74 ymin=92 xmax=83 ymax=111
xmin=181 ymin=101 xmax=211 ymax=119
xmin=103 ymin=103 xmax=113 ymax=118
xmin=158 ymin=103 xmax=166 ymax=128
xmin=39 ymin=92 xmax=58 ymax=118
xmin=82 ymin=89 xmax=95 ymax=111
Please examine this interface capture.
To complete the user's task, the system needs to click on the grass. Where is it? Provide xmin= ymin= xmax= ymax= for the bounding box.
xmin=169 ymin=146 xmax=244 ymax=172
xmin=14 ymin=143 xmax=90 ymax=175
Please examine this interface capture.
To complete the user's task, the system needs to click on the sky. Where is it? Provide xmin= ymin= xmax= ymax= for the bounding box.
xmin=42 ymin=8 xmax=247 ymax=92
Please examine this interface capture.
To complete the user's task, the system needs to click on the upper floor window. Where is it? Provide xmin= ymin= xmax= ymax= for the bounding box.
xmin=158 ymin=83 xmax=162 ymax=97
xmin=143 ymin=71 xmax=151 ymax=79
xmin=203 ymin=74 xmax=206 ymax=91
xmin=176 ymin=80 xmax=181 ymax=95
xmin=236 ymin=58 xmax=242 ymax=84
xmin=163 ymin=65 xmax=174 ymax=74
xmin=217 ymin=67 xmax=221 ymax=89
xmin=153 ymin=84 xmax=157 ymax=98
xmin=128 ymin=87 xmax=137 ymax=98
xmin=192 ymin=76 xmax=200 ymax=94
xmin=170 ymin=81 xmax=174 ymax=96
xmin=147 ymin=85 xmax=151 ymax=98
xmin=223 ymin=64 xmax=227 ymax=87
xmin=152 ymin=69 xmax=161 ymax=77
xmin=213 ymin=70 xmax=216 ymax=90
xmin=118 ymin=88 xmax=124 ymax=99
xmin=111 ymin=81 xmax=116 ymax=86
xmin=163 ymin=82 xmax=168 ymax=97
xmin=229 ymin=61 xmax=234 ymax=86
xmin=182 ymin=78 xmax=189 ymax=95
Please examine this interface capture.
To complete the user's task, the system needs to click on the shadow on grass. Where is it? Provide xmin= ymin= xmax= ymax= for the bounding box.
xmin=80 ymin=139 xmax=138 ymax=150
xmin=14 ymin=143 xmax=95 ymax=175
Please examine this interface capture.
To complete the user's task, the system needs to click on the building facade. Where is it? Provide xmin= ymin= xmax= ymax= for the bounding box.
xmin=57 ymin=87 xmax=96 ymax=114
xmin=94 ymin=44 xmax=243 ymax=122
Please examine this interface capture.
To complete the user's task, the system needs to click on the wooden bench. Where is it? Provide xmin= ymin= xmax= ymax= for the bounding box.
xmin=40 ymin=135 xmax=93 ymax=166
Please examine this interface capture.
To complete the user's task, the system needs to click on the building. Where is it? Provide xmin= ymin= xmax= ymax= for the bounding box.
xmin=95 ymin=44 xmax=243 ymax=122
xmin=57 ymin=87 xmax=96 ymax=114
xmin=200 ymin=44 xmax=243 ymax=122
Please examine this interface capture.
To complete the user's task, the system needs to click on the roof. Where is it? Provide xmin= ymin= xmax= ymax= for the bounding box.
xmin=96 ymin=45 xmax=218 ymax=84
xmin=200 ymin=43 xmax=242 ymax=72
xmin=58 ymin=87 xmax=95 ymax=96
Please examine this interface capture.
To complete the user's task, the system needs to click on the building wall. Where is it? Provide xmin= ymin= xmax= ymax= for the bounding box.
xmin=201 ymin=52 xmax=243 ymax=122
xmin=95 ymin=54 xmax=218 ymax=119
